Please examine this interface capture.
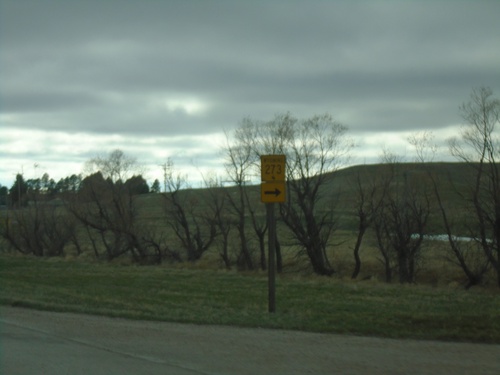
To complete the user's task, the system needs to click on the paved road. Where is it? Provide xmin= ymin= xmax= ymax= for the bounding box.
xmin=1 ymin=306 xmax=499 ymax=375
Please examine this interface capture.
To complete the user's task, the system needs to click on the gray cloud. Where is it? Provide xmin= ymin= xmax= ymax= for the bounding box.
xmin=1 ymin=0 xmax=499 ymax=186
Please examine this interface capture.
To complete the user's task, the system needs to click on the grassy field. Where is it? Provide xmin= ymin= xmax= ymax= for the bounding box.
xmin=1 ymin=162 xmax=499 ymax=343
xmin=1 ymin=255 xmax=499 ymax=343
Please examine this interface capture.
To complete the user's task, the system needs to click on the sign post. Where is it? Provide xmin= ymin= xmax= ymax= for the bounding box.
xmin=267 ymin=202 xmax=276 ymax=313
xmin=260 ymin=155 xmax=286 ymax=313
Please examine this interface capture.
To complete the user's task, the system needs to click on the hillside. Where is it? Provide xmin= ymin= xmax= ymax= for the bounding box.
xmin=328 ymin=162 xmax=475 ymax=231
xmin=135 ymin=161 xmax=477 ymax=234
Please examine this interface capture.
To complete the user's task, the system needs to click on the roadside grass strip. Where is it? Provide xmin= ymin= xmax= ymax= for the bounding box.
xmin=1 ymin=256 xmax=499 ymax=343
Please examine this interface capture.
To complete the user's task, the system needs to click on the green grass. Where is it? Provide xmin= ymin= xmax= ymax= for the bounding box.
xmin=1 ymin=255 xmax=499 ymax=343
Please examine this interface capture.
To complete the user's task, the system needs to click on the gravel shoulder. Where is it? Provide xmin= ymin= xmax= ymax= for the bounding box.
xmin=1 ymin=306 xmax=499 ymax=375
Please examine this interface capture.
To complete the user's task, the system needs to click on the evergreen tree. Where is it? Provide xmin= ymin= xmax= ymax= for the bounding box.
xmin=151 ymin=179 xmax=161 ymax=193
xmin=9 ymin=174 xmax=28 ymax=208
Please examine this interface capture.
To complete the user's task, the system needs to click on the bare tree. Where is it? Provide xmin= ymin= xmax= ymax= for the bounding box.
xmin=374 ymin=171 xmax=430 ymax=283
xmin=224 ymin=115 xmax=295 ymax=272
xmin=252 ymin=113 xmax=298 ymax=272
xmin=447 ymin=87 xmax=500 ymax=286
xmin=407 ymin=131 xmax=438 ymax=163
xmin=432 ymin=174 xmax=491 ymax=288
xmin=223 ymin=113 xmax=352 ymax=275
xmin=223 ymin=125 xmax=257 ymax=270
xmin=71 ymin=150 xmax=168 ymax=262
xmin=2 ymin=197 xmax=75 ymax=257
xmin=202 ymin=173 xmax=233 ymax=268
xmin=84 ymin=149 xmax=143 ymax=183
xmin=279 ymin=114 xmax=353 ymax=276
xmin=372 ymin=153 xmax=431 ymax=283
xmin=408 ymin=130 xmax=490 ymax=287
xmin=349 ymin=166 xmax=391 ymax=279
xmin=162 ymin=160 xmax=217 ymax=262
xmin=70 ymin=173 xmax=134 ymax=259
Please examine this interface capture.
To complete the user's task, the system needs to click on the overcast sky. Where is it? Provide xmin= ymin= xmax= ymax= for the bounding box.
xmin=1 ymin=0 xmax=499 ymax=188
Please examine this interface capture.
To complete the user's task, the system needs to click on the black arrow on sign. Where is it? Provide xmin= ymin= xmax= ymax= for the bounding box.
xmin=264 ymin=188 xmax=281 ymax=197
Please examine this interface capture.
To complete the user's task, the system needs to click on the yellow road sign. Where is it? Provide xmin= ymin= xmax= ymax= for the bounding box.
xmin=261 ymin=181 xmax=286 ymax=203
xmin=261 ymin=155 xmax=286 ymax=181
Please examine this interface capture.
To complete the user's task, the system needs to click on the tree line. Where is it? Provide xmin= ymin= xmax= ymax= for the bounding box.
xmin=1 ymin=87 xmax=499 ymax=288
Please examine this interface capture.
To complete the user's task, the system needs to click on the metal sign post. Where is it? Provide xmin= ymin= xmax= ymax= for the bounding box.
xmin=267 ymin=202 xmax=276 ymax=313
xmin=260 ymin=155 xmax=286 ymax=314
